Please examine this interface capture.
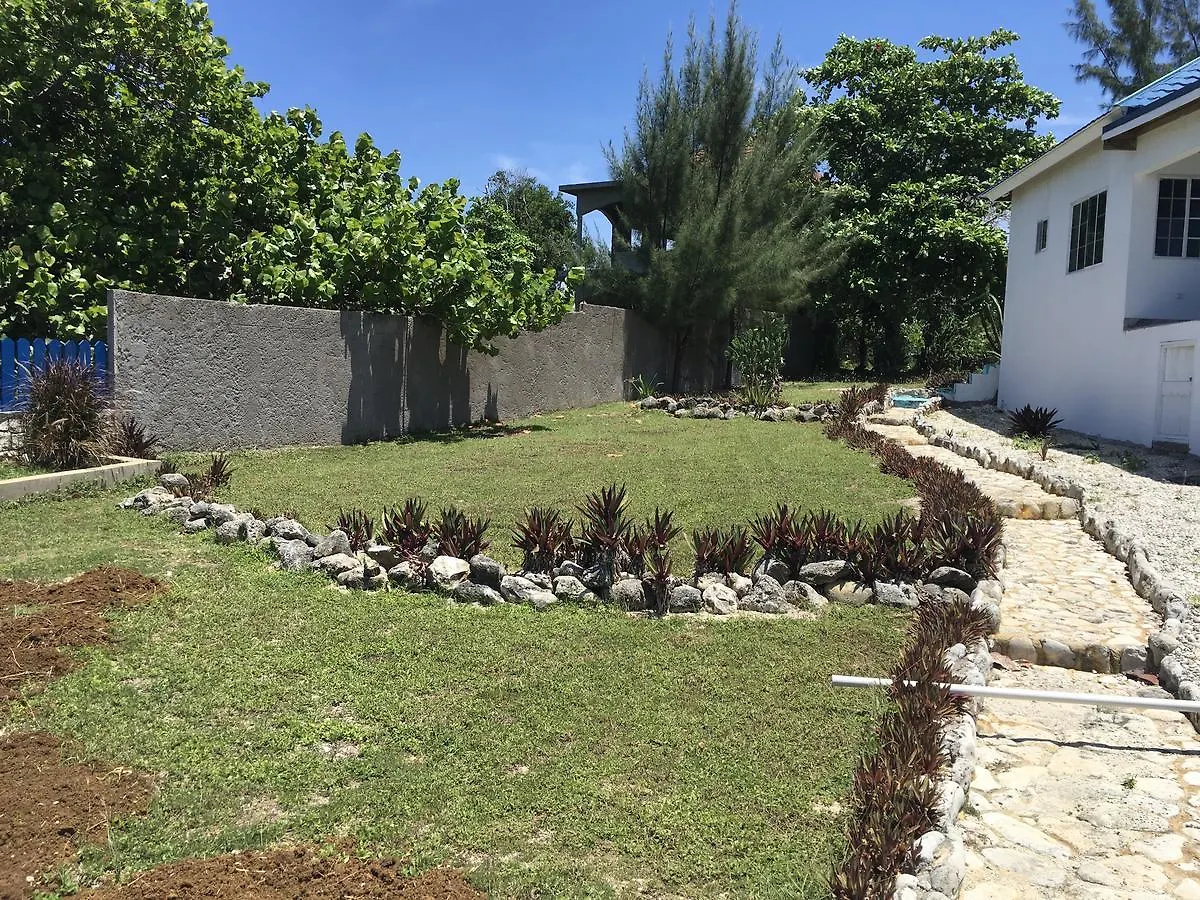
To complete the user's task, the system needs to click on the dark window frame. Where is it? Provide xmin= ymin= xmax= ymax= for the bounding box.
xmin=1035 ymin=218 xmax=1048 ymax=254
xmin=1154 ymin=177 xmax=1200 ymax=258
xmin=1068 ymin=190 xmax=1107 ymax=273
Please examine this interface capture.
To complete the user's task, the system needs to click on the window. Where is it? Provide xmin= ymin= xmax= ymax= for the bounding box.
xmin=1068 ymin=191 xmax=1106 ymax=272
xmin=1155 ymin=178 xmax=1200 ymax=258
xmin=1035 ymin=219 xmax=1048 ymax=254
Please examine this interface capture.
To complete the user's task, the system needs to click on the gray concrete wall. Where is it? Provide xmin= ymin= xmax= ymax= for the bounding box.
xmin=109 ymin=290 xmax=717 ymax=450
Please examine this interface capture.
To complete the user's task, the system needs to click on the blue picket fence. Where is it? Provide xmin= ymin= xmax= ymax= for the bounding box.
xmin=0 ymin=337 xmax=110 ymax=412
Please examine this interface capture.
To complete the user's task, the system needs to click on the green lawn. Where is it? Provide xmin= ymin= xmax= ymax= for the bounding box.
xmin=1 ymin=401 xmax=914 ymax=898
xmin=179 ymin=400 xmax=913 ymax=569
xmin=0 ymin=456 xmax=46 ymax=480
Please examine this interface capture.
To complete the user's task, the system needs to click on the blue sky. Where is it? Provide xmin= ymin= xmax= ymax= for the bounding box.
xmin=207 ymin=0 xmax=1106 ymax=197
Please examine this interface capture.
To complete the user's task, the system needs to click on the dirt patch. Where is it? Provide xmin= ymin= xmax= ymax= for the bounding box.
xmin=82 ymin=847 xmax=484 ymax=899
xmin=0 ymin=731 xmax=151 ymax=900
xmin=1 ymin=567 xmax=159 ymax=702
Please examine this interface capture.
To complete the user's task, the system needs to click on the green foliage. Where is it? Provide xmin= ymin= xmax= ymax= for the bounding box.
xmin=0 ymin=0 xmax=566 ymax=351
xmin=625 ymin=373 xmax=662 ymax=400
xmin=606 ymin=4 xmax=838 ymax=390
xmin=729 ymin=314 xmax=788 ymax=407
xmin=479 ymin=170 xmax=580 ymax=277
xmin=1068 ymin=0 xmax=1200 ymax=99
xmin=16 ymin=361 xmax=107 ymax=471
xmin=804 ymin=31 xmax=1059 ymax=373
xmin=108 ymin=415 xmax=160 ymax=460
xmin=1007 ymin=405 xmax=1063 ymax=439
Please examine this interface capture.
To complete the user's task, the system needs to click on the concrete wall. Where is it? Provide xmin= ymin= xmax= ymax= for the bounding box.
xmin=109 ymin=290 xmax=717 ymax=450
xmin=999 ymin=110 xmax=1200 ymax=453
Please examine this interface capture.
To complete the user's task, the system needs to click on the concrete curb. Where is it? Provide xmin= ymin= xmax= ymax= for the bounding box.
xmin=0 ymin=456 xmax=160 ymax=502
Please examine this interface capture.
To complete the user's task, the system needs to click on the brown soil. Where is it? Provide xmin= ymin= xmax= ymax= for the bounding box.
xmin=1 ymin=567 xmax=159 ymax=900
xmin=0 ymin=566 xmax=160 ymax=701
xmin=0 ymin=568 xmax=486 ymax=899
xmin=0 ymin=731 xmax=151 ymax=900
xmin=83 ymin=847 xmax=485 ymax=899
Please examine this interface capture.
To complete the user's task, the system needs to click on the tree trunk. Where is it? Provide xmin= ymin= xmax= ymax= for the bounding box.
xmin=670 ymin=326 xmax=693 ymax=394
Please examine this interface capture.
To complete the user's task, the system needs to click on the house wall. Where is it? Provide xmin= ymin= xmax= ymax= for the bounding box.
xmin=108 ymin=290 xmax=721 ymax=450
xmin=999 ymin=113 xmax=1200 ymax=454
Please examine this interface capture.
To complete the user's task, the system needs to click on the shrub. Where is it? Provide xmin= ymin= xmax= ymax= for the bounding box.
xmin=716 ymin=525 xmax=754 ymax=576
xmin=334 ymin=508 xmax=376 ymax=552
xmin=1007 ymin=405 xmax=1062 ymax=439
xmin=436 ymin=507 xmax=491 ymax=559
xmin=926 ymin=512 xmax=1002 ymax=579
xmin=854 ymin=513 xmax=926 ymax=584
xmin=108 ymin=415 xmax=160 ymax=459
xmin=17 ymin=360 xmax=107 ymax=471
xmin=924 ymin=370 xmax=967 ymax=391
xmin=381 ymin=498 xmax=434 ymax=559
xmin=578 ymin=484 xmax=632 ymax=591
xmin=512 ymin=506 xmax=575 ymax=573
xmin=728 ymin=314 xmax=788 ymax=407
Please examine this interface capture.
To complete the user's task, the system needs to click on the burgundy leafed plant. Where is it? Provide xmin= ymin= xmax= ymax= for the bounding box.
xmin=436 ymin=506 xmax=491 ymax=559
xmin=334 ymin=508 xmax=376 ymax=552
xmin=512 ymin=506 xmax=575 ymax=573
xmin=381 ymin=497 xmax=433 ymax=558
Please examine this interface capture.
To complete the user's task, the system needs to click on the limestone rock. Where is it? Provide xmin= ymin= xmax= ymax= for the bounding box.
xmin=612 ymin=578 xmax=647 ymax=612
xmin=276 ymin=539 xmax=314 ymax=571
xmin=214 ymin=520 xmax=243 ymax=545
xmin=317 ymin=553 xmax=361 ymax=575
xmin=753 ymin=558 xmax=792 ymax=585
xmin=797 ymin=559 xmax=858 ymax=586
xmin=554 ymin=560 xmax=585 ymax=579
xmin=500 ymin=574 xmax=540 ymax=602
xmin=469 ymin=553 xmax=505 ymax=590
xmin=553 ymin=575 xmax=593 ymax=603
xmin=428 ymin=555 xmax=471 ymax=591
xmin=312 ymin=529 xmax=351 ymax=560
xmin=824 ymin=580 xmax=874 ymax=606
xmin=670 ymin=584 xmax=703 ymax=613
xmin=454 ymin=582 xmax=502 ymax=605
xmin=159 ymin=472 xmax=190 ymax=491
xmin=270 ymin=518 xmax=309 ymax=542
xmin=336 ymin=567 xmax=365 ymax=588
xmin=929 ymin=566 xmax=977 ymax=591
xmin=702 ymin=583 xmax=738 ymax=615
xmin=364 ymin=544 xmax=400 ymax=571
xmin=783 ymin=580 xmax=827 ymax=610
xmin=875 ymin=581 xmax=919 ymax=609
xmin=387 ymin=561 xmax=424 ymax=590
xmin=726 ymin=572 xmax=752 ymax=597
xmin=183 ymin=518 xmax=208 ymax=533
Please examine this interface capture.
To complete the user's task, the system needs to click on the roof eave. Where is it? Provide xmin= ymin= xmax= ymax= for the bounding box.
xmin=982 ymin=113 xmax=1116 ymax=202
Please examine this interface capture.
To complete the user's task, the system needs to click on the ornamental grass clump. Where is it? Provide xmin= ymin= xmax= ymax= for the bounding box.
xmin=381 ymin=498 xmax=434 ymax=559
xmin=436 ymin=506 xmax=491 ymax=559
xmin=578 ymin=483 xmax=632 ymax=594
xmin=512 ymin=506 xmax=575 ymax=573
xmin=17 ymin=360 xmax=107 ymax=471
xmin=169 ymin=452 xmax=234 ymax=501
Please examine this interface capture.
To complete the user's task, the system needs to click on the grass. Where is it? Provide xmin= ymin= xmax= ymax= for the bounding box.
xmin=176 ymin=401 xmax=913 ymax=569
xmin=1 ymin=401 xmax=916 ymax=898
xmin=0 ymin=456 xmax=47 ymax=480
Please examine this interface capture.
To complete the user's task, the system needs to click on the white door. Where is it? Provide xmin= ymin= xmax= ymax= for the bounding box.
xmin=1158 ymin=342 xmax=1195 ymax=440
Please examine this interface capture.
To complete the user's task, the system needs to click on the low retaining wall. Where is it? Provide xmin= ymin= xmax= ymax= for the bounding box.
xmin=109 ymin=290 xmax=720 ymax=450
xmin=0 ymin=456 xmax=160 ymax=502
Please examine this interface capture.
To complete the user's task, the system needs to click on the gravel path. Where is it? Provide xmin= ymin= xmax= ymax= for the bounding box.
xmin=927 ymin=407 xmax=1200 ymax=602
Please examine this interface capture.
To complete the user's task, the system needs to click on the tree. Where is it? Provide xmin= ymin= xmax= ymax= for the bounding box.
xmin=478 ymin=170 xmax=579 ymax=277
xmin=0 ymin=0 xmax=567 ymax=351
xmin=605 ymin=2 xmax=837 ymax=391
xmin=804 ymin=31 xmax=1059 ymax=373
xmin=1067 ymin=0 xmax=1200 ymax=99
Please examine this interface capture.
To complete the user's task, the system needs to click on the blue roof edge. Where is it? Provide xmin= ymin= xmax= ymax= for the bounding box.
xmin=1114 ymin=56 xmax=1200 ymax=109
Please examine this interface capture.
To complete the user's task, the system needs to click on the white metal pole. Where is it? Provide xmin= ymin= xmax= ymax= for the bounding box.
xmin=831 ymin=675 xmax=1200 ymax=714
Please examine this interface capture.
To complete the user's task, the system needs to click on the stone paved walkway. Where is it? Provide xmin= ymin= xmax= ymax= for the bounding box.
xmin=961 ymin=667 xmax=1200 ymax=900
xmin=865 ymin=421 xmax=1078 ymax=519
xmin=994 ymin=520 xmax=1155 ymax=673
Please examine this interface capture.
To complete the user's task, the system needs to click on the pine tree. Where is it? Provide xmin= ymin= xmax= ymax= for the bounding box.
xmin=603 ymin=2 xmax=836 ymax=391
xmin=1068 ymin=0 xmax=1200 ymax=99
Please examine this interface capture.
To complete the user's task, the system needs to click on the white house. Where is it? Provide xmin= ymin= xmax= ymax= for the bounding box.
xmin=986 ymin=59 xmax=1200 ymax=455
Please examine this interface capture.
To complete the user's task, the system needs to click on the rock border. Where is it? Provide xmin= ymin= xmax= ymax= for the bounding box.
xmin=896 ymin=634 xmax=992 ymax=900
xmin=910 ymin=409 xmax=1200 ymax=727
xmin=118 ymin=479 xmax=1005 ymax=628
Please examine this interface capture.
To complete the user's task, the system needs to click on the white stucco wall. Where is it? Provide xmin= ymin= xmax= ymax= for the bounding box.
xmin=999 ymin=111 xmax=1200 ymax=454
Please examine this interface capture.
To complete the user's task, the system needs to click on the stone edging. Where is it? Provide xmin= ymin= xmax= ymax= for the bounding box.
xmin=910 ymin=411 xmax=1200 ymax=728
xmin=0 ymin=456 xmax=161 ymax=503
xmin=896 ymin=635 xmax=992 ymax=900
